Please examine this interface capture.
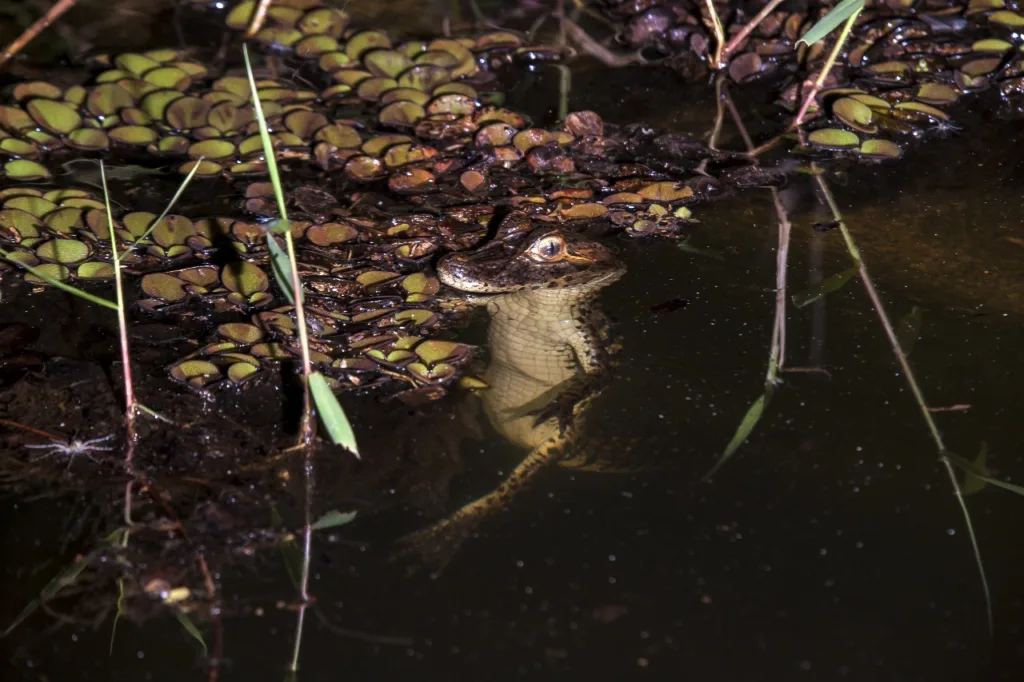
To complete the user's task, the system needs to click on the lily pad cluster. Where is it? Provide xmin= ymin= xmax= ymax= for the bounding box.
xmin=599 ymin=0 xmax=1024 ymax=158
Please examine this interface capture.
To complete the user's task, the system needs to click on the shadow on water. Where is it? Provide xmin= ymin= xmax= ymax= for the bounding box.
xmin=2 ymin=8 xmax=1024 ymax=682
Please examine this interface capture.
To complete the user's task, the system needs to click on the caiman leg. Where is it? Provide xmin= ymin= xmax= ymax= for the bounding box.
xmin=397 ymin=389 xmax=600 ymax=569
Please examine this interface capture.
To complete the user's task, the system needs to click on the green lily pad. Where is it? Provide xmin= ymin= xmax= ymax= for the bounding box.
xmin=76 ymin=262 xmax=115 ymax=279
xmin=68 ymin=128 xmax=110 ymax=151
xmin=832 ymin=97 xmax=876 ymax=133
xmin=109 ymin=125 xmax=160 ymax=145
xmin=26 ymin=99 xmax=81 ymax=135
xmin=807 ymin=128 xmax=860 ymax=149
xmin=169 ymin=359 xmax=222 ymax=386
xmin=4 ymin=159 xmax=51 ymax=181
xmin=24 ymin=263 xmax=70 ymax=284
xmin=218 ymin=322 xmax=264 ymax=344
xmin=221 ymin=261 xmax=269 ymax=296
xmin=36 ymin=238 xmax=91 ymax=264
xmin=142 ymin=272 xmax=187 ymax=301
xmin=857 ymin=139 xmax=902 ymax=159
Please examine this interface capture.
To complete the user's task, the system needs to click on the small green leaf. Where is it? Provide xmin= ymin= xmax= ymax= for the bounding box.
xmin=946 ymin=450 xmax=1024 ymax=497
xmin=267 ymin=233 xmax=297 ymax=305
xmin=3 ymin=555 xmax=90 ymax=636
xmin=792 ymin=265 xmax=858 ymax=308
xmin=704 ymin=388 xmax=772 ymax=480
xmin=174 ymin=610 xmax=208 ymax=654
xmin=895 ymin=305 xmax=922 ymax=357
xmin=311 ymin=509 xmax=358 ymax=531
xmin=797 ymin=0 xmax=865 ymax=47
xmin=309 ymin=372 xmax=359 ymax=457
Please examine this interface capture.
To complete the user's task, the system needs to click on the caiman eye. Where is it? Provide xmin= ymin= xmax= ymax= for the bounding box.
xmin=528 ymin=234 xmax=566 ymax=262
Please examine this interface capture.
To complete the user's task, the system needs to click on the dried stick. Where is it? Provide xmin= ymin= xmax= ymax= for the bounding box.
xmin=246 ymin=0 xmax=274 ymax=38
xmin=791 ymin=7 xmax=863 ymax=130
xmin=0 ymin=0 xmax=78 ymax=69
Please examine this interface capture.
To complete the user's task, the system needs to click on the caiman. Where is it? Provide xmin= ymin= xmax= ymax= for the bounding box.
xmin=400 ymin=213 xmax=625 ymax=565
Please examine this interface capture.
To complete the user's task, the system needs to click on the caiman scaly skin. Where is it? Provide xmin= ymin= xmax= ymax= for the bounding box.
xmin=399 ymin=215 xmax=625 ymax=566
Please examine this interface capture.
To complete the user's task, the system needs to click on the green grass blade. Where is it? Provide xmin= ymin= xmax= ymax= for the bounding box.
xmin=3 ymin=555 xmax=90 ymax=636
xmin=792 ymin=265 xmax=858 ymax=308
xmin=311 ymin=510 xmax=357 ymax=531
xmin=242 ymin=43 xmax=288 ymax=223
xmin=309 ymin=372 xmax=360 ymax=457
xmin=266 ymin=231 xmax=297 ymax=305
xmin=117 ymin=157 xmax=203 ymax=262
xmin=109 ymin=577 xmax=126 ymax=655
xmin=947 ymin=449 xmax=1024 ymax=497
xmin=0 ymin=248 xmax=119 ymax=310
xmin=797 ymin=0 xmax=865 ymax=47
xmin=174 ymin=610 xmax=208 ymax=654
xmin=704 ymin=388 xmax=772 ymax=480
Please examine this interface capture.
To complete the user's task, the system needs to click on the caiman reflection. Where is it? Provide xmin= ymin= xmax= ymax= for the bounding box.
xmin=400 ymin=214 xmax=625 ymax=564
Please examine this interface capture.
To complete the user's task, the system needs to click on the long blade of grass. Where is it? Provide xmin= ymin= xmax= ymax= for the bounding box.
xmin=309 ymin=372 xmax=360 ymax=457
xmin=174 ymin=611 xmax=208 ymax=654
xmin=792 ymin=265 xmax=858 ymax=308
xmin=704 ymin=388 xmax=772 ymax=480
xmin=0 ymin=248 xmax=118 ymax=310
xmin=311 ymin=509 xmax=357 ymax=531
xmin=3 ymin=555 xmax=89 ymax=636
xmin=266 ymin=230 xmax=297 ymax=305
xmin=116 ymin=158 xmax=203 ymax=262
xmin=797 ymin=0 xmax=865 ymax=47
xmin=242 ymin=43 xmax=288 ymax=224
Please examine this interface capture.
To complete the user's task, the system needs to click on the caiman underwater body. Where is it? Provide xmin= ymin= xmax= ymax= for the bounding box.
xmin=400 ymin=214 xmax=625 ymax=565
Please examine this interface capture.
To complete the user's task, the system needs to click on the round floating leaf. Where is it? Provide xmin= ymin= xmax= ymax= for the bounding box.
xmin=43 ymin=207 xmax=84 ymax=234
xmin=427 ymin=93 xmax=478 ymax=116
xmin=12 ymin=81 xmax=62 ymax=101
xmin=299 ymin=7 xmax=349 ymax=37
xmin=807 ymin=128 xmax=860 ymax=149
xmin=152 ymin=215 xmax=197 ymax=247
xmin=157 ymin=135 xmax=190 ymax=154
xmin=306 ymin=222 xmax=358 ymax=246
xmin=393 ymin=309 xmax=437 ymax=326
xmin=44 ymin=189 xmax=89 ymax=201
xmin=4 ymin=159 xmax=51 ymax=181
xmin=284 ymin=110 xmax=329 ymax=140
xmin=407 ymin=361 xmax=454 ymax=383
xmin=893 ymin=101 xmax=949 ymax=121
xmin=179 ymin=159 xmax=222 ymax=176
xmin=36 ymin=238 xmax=91 ymax=264
xmin=227 ymin=362 xmax=259 ymax=383
xmin=973 ymin=38 xmax=1013 ymax=53
xmin=6 ymin=196 xmax=57 ymax=217
xmin=68 ymin=128 xmax=110 ymax=151
xmin=414 ymin=339 xmax=467 ymax=365
xmin=26 ymin=99 xmax=81 ymax=134
xmin=0 ymin=138 xmax=38 ymax=157
xmin=251 ymin=342 xmax=291 ymax=359
xmin=638 ymin=182 xmax=694 ymax=202
xmin=356 ymin=270 xmax=399 ymax=286
xmin=188 ymin=139 xmax=235 ymax=160
xmin=63 ymin=85 xmax=87 ymax=106
xmin=142 ymin=272 xmax=187 ymax=301
xmin=169 ymin=359 xmax=222 ymax=386
xmin=460 ymin=170 xmax=487 ymax=192
xmin=76 ymin=262 xmax=115 ymax=279
xmin=222 ymin=261 xmax=269 ymax=296
xmin=109 ymin=125 xmax=159 ymax=145
xmin=832 ymin=97 xmax=876 ymax=133
xmin=86 ymin=83 xmax=134 ymax=117
xmin=24 ymin=263 xmax=70 ymax=284
xmin=314 ymin=123 xmax=361 ymax=148
xmin=362 ymin=133 xmax=412 ymax=157
xmin=166 ymin=96 xmax=211 ymax=130
xmin=990 ymin=10 xmax=1024 ymax=27
xmin=346 ymin=30 xmax=391 ymax=60
xmin=397 ymin=64 xmax=450 ymax=91
xmin=120 ymin=107 xmax=151 ymax=126
xmin=318 ymin=51 xmax=352 ymax=71
xmin=378 ymin=100 xmax=425 ymax=127
xmin=388 ymin=168 xmax=435 ymax=193
xmin=143 ymin=66 xmax=191 ymax=90
xmin=356 ymin=77 xmax=399 ymax=102
xmin=475 ymin=122 xmax=516 ymax=146
xmin=0 ymin=209 xmax=40 ymax=241
xmin=142 ymin=88 xmax=185 ymax=120
xmin=414 ymin=49 xmax=460 ymax=69
xmin=426 ymin=38 xmax=476 ymax=78
xmin=363 ymin=49 xmax=412 ymax=78
xmin=915 ymin=82 xmax=958 ymax=105
xmin=0 ymin=105 xmax=36 ymax=132
xmin=562 ymin=203 xmax=608 ymax=219
xmin=115 ymin=53 xmax=160 ymax=76
xmin=857 ymin=139 xmax=902 ymax=159
xmin=218 ymin=323 xmax=264 ymax=344
xmin=344 ymin=155 xmax=385 ymax=180
xmin=402 ymin=272 xmax=440 ymax=295
xmin=380 ymin=87 xmax=431 ymax=106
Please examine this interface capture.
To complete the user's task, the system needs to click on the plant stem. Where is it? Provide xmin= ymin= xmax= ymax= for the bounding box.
xmin=811 ymin=168 xmax=992 ymax=634
xmin=703 ymin=0 xmax=726 ymax=69
xmin=0 ymin=0 xmax=78 ymax=68
xmin=289 ymin=448 xmax=314 ymax=671
xmin=245 ymin=0 xmax=274 ymax=38
xmin=100 ymin=161 xmax=137 ymax=468
xmin=791 ymin=7 xmax=863 ymax=130
xmin=722 ymin=0 xmax=787 ymax=62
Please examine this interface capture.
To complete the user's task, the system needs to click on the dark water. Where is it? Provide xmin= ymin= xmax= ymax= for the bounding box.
xmin=3 ymin=11 xmax=1024 ymax=682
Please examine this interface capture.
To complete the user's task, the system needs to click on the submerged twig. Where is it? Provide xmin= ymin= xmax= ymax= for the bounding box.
xmin=702 ymin=0 xmax=727 ymax=69
xmin=721 ymin=0 xmax=787 ymax=63
xmin=0 ymin=0 xmax=78 ymax=68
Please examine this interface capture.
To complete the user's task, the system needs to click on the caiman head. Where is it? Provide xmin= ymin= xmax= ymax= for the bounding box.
xmin=437 ymin=215 xmax=625 ymax=295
